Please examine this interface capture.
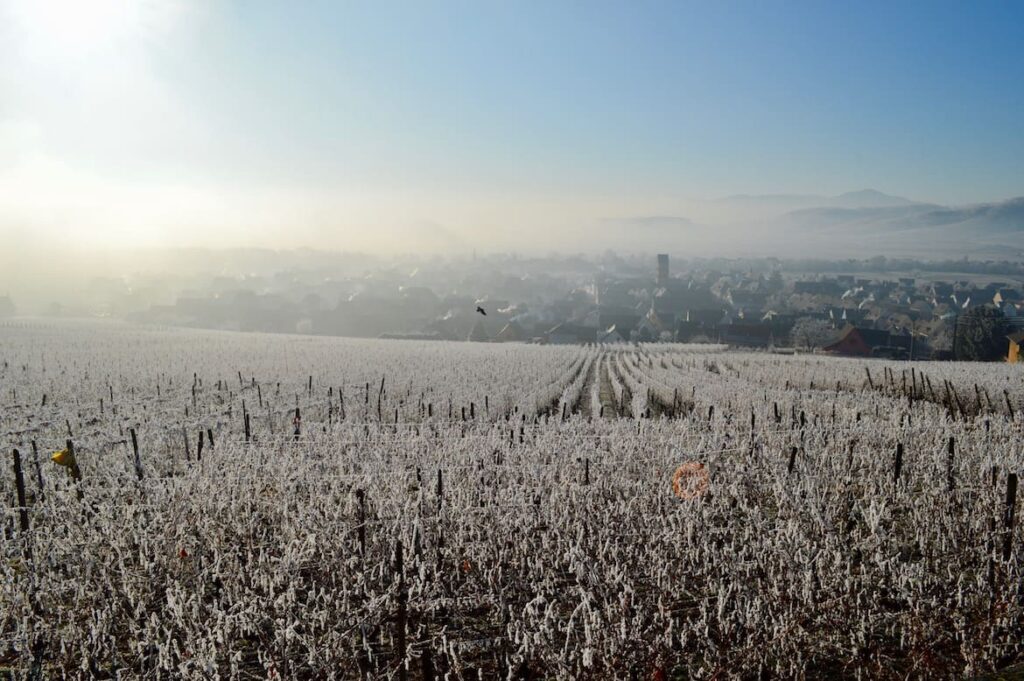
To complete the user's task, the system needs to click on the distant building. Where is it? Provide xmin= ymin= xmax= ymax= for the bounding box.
xmin=580 ymin=309 xmax=601 ymax=329
xmin=720 ymin=323 xmax=774 ymax=348
xmin=824 ymin=306 xmax=869 ymax=326
xmin=0 ymin=295 xmax=14 ymax=318
xmin=634 ymin=316 xmax=661 ymax=342
xmin=495 ymin=321 xmax=526 ymax=343
xmin=657 ymin=254 xmax=669 ymax=286
xmin=598 ymin=306 xmax=639 ymax=337
xmin=597 ymin=326 xmax=625 ymax=344
xmin=674 ymin=308 xmax=726 ymax=341
xmin=467 ymin=320 xmax=491 ymax=342
xmin=726 ymin=289 xmax=767 ymax=311
xmin=652 ymin=282 xmax=717 ymax=327
xmin=793 ymin=280 xmax=844 ymax=297
xmin=824 ymin=325 xmax=912 ymax=358
xmin=685 ymin=308 xmax=727 ymax=326
xmin=546 ymin=322 xmax=593 ymax=344
xmin=595 ymin=280 xmax=638 ymax=308
xmin=993 ymin=288 xmax=1023 ymax=307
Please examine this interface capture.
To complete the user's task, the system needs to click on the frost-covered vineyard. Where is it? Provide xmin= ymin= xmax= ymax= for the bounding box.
xmin=2 ymin=320 xmax=1023 ymax=679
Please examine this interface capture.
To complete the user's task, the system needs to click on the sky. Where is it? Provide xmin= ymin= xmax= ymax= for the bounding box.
xmin=1 ymin=0 xmax=1023 ymax=253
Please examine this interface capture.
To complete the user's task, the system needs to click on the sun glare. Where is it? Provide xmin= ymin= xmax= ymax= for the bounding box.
xmin=6 ymin=0 xmax=166 ymax=58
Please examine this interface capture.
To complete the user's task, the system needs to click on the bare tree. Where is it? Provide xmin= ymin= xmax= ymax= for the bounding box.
xmin=790 ymin=317 xmax=834 ymax=350
xmin=929 ymin=324 xmax=955 ymax=353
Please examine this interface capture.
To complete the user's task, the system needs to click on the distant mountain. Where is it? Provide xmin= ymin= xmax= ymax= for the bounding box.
xmin=596 ymin=194 xmax=1024 ymax=258
xmin=716 ymin=193 xmax=821 ymax=205
xmin=776 ymin=196 xmax=1024 ymax=238
xmin=777 ymin=203 xmax=943 ymax=231
xmin=831 ymin=189 xmax=916 ymax=208
xmin=919 ymin=196 xmax=1024 ymax=233
xmin=619 ymin=215 xmax=694 ymax=229
xmin=710 ymin=189 xmax=919 ymax=220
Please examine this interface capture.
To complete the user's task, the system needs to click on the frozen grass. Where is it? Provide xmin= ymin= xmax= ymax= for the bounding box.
xmin=0 ymin=321 xmax=1022 ymax=679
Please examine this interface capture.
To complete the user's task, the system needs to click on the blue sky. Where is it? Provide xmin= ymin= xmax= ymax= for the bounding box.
xmin=1 ymin=0 xmax=1022 ymax=250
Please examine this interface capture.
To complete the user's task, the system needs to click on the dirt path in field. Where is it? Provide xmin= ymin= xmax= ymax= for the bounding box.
xmin=598 ymin=355 xmax=620 ymax=417
xmin=647 ymin=389 xmax=668 ymax=418
xmin=578 ymin=357 xmax=597 ymax=419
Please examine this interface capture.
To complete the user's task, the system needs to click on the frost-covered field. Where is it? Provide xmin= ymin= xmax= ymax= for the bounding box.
xmin=1 ymin=320 xmax=1023 ymax=679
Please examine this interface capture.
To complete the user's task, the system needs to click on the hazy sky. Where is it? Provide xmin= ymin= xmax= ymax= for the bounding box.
xmin=1 ymin=0 xmax=1023 ymax=252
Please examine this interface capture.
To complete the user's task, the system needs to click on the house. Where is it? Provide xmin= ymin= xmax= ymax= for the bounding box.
xmin=580 ymin=309 xmax=602 ymax=329
xmin=823 ymin=306 xmax=867 ymax=326
xmin=1000 ymin=302 xmax=1024 ymax=327
xmin=1008 ymin=331 xmax=1024 ymax=363
xmin=546 ymin=322 xmax=593 ymax=345
xmin=467 ymin=319 xmax=491 ymax=342
xmin=686 ymin=308 xmax=727 ymax=326
xmin=824 ymin=325 xmax=913 ymax=358
xmin=931 ymin=282 xmax=954 ymax=299
xmin=675 ymin=321 xmax=701 ymax=342
xmin=675 ymin=308 xmax=726 ymax=341
xmin=761 ymin=311 xmax=798 ymax=340
xmin=727 ymin=289 xmax=767 ymax=310
xmin=597 ymin=325 xmax=625 ymax=344
xmin=793 ymin=280 xmax=844 ymax=296
xmin=634 ymin=315 xmax=663 ymax=342
xmin=495 ymin=321 xmax=526 ymax=343
xmin=652 ymin=282 xmax=717 ymax=327
xmin=720 ymin=323 xmax=774 ymax=348
xmin=597 ymin=306 xmax=639 ymax=337
xmin=595 ymin=280 xmax=638 ymax=308
xmin=993 ymin=288 xmax=1023 ymax=307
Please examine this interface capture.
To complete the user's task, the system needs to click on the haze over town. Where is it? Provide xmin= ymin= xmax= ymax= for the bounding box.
xmin=1 ymin=0 xmax=1023 ymax=355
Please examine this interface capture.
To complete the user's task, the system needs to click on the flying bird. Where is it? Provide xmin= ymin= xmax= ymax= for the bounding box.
xmin=476 ymin=306 xmax=487 ymax=316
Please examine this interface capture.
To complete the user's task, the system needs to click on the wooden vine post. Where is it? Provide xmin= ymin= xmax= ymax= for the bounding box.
xmin=30 ymin=440 xmax=44 ymax=501
xmin=11 ymin=448 xmax=30 ymax=534
xmin=356 ymin=489 xmax=366 ymax=557
xmin=66 ymin=439 xmax=83 ymax=501
xmin=1003 ymin=473 xmax=1018 ymax=562
xmin=946 ymin=436 xmax=954 ymax=493
xmin=377 ymin=375 xmax=385 ymax=421
xmin=395 ymin=540 xmax=408 ymax=681
xmin=130 ymin=428 xmax=143 ymax=481
xmin=183 ymin=427 xmax=192 ymax=462
xmin=893 ymin=442 xmax=903 ymax=484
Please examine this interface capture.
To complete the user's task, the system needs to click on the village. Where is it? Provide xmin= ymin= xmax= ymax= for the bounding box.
xmin=7 ymin=250 xmax=1024 ymax=363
